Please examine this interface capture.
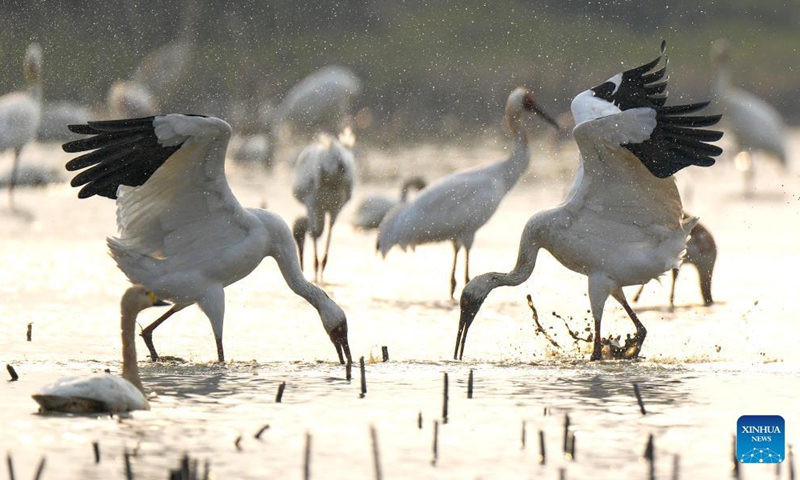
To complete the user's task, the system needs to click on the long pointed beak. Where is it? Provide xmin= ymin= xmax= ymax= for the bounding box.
xmin=454 ymin=309 xmax=475 ymax=361
xmin=329 ymin=323 xmax=352 ymax=366
xmin=154 ymin=299 xmax=170 ymax=307
xmin=533 ymin=104 xmax=560 ymax=130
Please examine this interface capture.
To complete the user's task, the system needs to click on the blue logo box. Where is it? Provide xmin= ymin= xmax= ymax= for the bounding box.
xmin=737 ymin=415 xmax=785 ymax=464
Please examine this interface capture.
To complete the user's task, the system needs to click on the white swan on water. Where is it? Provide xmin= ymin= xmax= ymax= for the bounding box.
xmin=454 ymin=42 xmax=724 ymax=361
xmin=32 ymin=285 xmax=162 ymax=414
xmin=62 ymin=114 xmax=352 ymax=366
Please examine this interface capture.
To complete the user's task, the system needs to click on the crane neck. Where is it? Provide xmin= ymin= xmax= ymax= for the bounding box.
xmin=497 ymin=218 xmax=542 ymax=288
xmin=498 ymin=111 xmax=531 ymax=192
xmin=120 ymin=305 xmax=145 ymax=394
xmin=712 ymin=62 xmax=731 ymax=98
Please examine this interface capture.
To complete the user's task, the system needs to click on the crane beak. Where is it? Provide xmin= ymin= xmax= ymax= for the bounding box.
xmin=329 ymin=323 xmax=352 ymax=367
xmin=454 ymin=306 xmax=478 ymax=361
xmin=532 ymin=104 xmax=560 ymax=131
xmin=154 ymin=299 xmax=170 ymax=307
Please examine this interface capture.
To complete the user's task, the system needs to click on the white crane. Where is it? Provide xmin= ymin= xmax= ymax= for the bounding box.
xmin=32 ymin=285 xmax=162 ymax=414
xmin=633 ymin=221 xmax=717 ymax=307
xmin=62 ymin=114 xmax=352 ymax=366
xmin=292 ymin=129 xmax=356 ymax=282
xmin=0 ymin=43 xmax=43 ymax=210
xmin=269 ymin=66 xmax=362 ymax=140
xmin=454 ymin=42 xmax=724 ymax=361
xmin=710 ymin=39 xmax=787 ymax=194
xmin=376 ymin=87 xmax=559 ymax=298
xmin=352 ymin=176 xmax=427 ymax=231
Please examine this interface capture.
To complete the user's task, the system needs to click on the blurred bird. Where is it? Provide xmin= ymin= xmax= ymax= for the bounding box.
xmin=37 ymin=101 xmax=91 ymax=142
xmin=292 ymin=129 xmax=356 ymax=282
xmin=352 ymin=176 xmax=427 ymax=231
xmin=455 ymin=42 xmax=724 ymax=361
xmin=377 ymin=87 xmax=559 ymax=298
xmin=268 ymin=66 xmax=362 ymax=140
xmin=32 ymin=285 xmax=162 ymax=414
xmin=0 ymin=43 xmax=43 ymax=210
xmin=632 ymin=221 xmax=717 ymax=307
xmin=107 ymin=80 xmax=158 ymax=118
xmin=62 ymin=114 xmax=352 ymax=366
xmin=710 ymin=39 xmax=787 ymax=195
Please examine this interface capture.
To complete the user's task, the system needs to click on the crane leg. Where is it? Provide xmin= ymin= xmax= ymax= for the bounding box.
xmin=141 ymin=305 xmax=180 ymax=362
xmin=8 ymin=147 xmax=21 ymax=210
xmin=669 ymin=268 xmax=679 ymax=308
xmin=588 ymin=277 xmax=612 ymax=361
xmin=464 ymin=247 xmax=470 ymax=285
xmin=312 ymin=237 xmax=320 ymax=283
xmin=449 ymin=243 xmax=460 ymax=299
xmin=632 ymin=283 xmax=645 ymax=303
xmin=611 ymin=288 xmax=647 ymax=356
xmin=320 ymin=214 xmax=335 ymax=282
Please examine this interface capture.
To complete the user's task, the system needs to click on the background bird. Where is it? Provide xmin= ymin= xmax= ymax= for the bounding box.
xmin=376 ymin=87 xmax=558 ymax=298
xmin=0 ymin=43 xmax=43 ymax=210
xmin=62 ymin=114 xmax=352 ymax=366
xmin=292 ymin=129 xmax=356 ymax=283
xmin=455 ymin=42 xmax=723 ymax=361
xmin=633 ymin=221 xmax=717 ymax=307
xmin=710 ymin=39 xmax=787 ymax=195
xmin=32 ymin=285 xmax=162 ymax=414
xmin=107 ymin=80 xmax=158 ymax=118
xmin=352 ymin=175 xmax=427 ymax=231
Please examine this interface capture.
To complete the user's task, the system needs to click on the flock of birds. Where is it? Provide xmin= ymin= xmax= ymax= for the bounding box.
xmin=1 ymin=38 xmax=789 ymax=413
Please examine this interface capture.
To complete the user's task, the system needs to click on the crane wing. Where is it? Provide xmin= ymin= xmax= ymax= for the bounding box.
xmin=63 ymin=115 xmax=248 ymax=263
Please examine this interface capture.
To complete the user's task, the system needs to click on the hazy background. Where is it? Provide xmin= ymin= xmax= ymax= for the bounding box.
xmin=1 ymin=0 xmax=797 ymax=142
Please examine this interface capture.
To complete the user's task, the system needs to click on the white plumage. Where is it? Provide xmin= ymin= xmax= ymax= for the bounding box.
xmin=107 ymin=80 xmax=158 ymax=118
xmin=62 ymin=114 xmax=352 ymax=366
xmin=454 ymin=42 xmax=723 ymax=361
xmin=710 ymin=39 xmax=787 ymax=193
xmin=377 ymin=87 xmax=558 ymax=298
xmin=352 ymin=176 xmax=427 ymax=231
xmin=0 ymin=43 xmax=43 ymax=209
xmin=32 ymin=285 xmax=159 ymax=414
xmin=292 ymin=129 xmax=356 ymax=282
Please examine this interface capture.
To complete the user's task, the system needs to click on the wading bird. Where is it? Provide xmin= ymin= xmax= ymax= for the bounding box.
xmin=710 ymin=39 xmax=787 ymax=194
xmin=352 ymin=176 xmax=427 ymax=231
xmin=292 ymin=129 xmax=356 ymax=282
xmin=32 ymin=285 xmax=162 ymax=414
xmin=0 ymin=43 xmax=43 ymax=210
xmin=455 ymin=42 xmax=723 ymax=361
xmin=62 ymin=114 xmax=352 ymax=365
xmin=633 ymin=221 xmax=717 ymax=307
xmin=377 ymin=87 xmax=559 ymax=298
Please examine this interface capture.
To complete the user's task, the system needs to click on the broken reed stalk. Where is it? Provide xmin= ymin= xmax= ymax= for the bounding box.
xmin=275 ymin=382 xmax=286 ymax=403
xmin=124 ymin=450 xmax=133 ymax=480
xmin=381 ymin=346 xmax=389 ymax=362
xmin=467 ymin=369 xmax=473 ymax=399
xmin=432 ymin=421 xmax=439 ymax=466
xmin=633 ymin=383 xmax=647 ymax=415
xmin=254 ymin=425 xmax=270 ymax=439
xmin=568 ymin=432 xmax=576 ymax=461
xmin=521 ymin=421 xmax=526 ymax=450
xmin=563 ymin=414 xmax=571 ymax=454
xmin=234 ymin=436 xmax=242 ymax=451
xmin=442 ymin=372 xmax=449 ymax=424
xmin=370 ymin=425 xmax=382 ymax=480
xmin=93 ymin=441 xmax=100 ymax=464
xmin=672 ymin=454 xmax=680 ymax=480
xmin=417 ymin=412 xmax=422 ymax=430
xmin=304 ymin=433 xmax=312 ymax=480
xmin=6 ymin=364 xmax=18 ymax=381
xmin=7 ymin=453 xmax=14 ymax=480
xmin=26 ymin=323 xmax=32 ymax=342
xmin=359 ymin=356 xmax=367 ymax=398
xmin=644 ymin=434 xmax=655 ymax=480
xmin=32 ymin=457 xmax=45 ymax=480
xmin=538 ymin=430 xmax=546 ymax=465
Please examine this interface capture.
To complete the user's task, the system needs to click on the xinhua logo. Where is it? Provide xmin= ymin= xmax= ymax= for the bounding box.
xmin=737 ymin=415 xmax=785 ymax=464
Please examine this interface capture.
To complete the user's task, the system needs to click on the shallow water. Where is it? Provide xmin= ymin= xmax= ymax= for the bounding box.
xmin=2 ymin=135 xmax=800 ymax=479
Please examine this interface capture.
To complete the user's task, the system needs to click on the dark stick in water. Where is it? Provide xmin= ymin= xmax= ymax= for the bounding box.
xmin=304 ymin=433 xmax=312 ymax=480
xmin=255 ymin=425 xmax=271 ymax=439
xmin=93 ymin=441 xmax=100 ymax=464
xmin=234 ymin=436 xmax=242 ymax=451
xmin=124 ymin=450 xmax=133 ymax=480
xmin=7 ymin=453 xmax=14 ymax=480
xmin=417 ymin=411 xmax=423 ymax=430
xmin=563 ymin=414 xmax=571 ymax=454
xmin=381 ymin=346 xmax=389 ymax=362
xmin=634 ymin=383 xmax=647 ymax=415
xmin=732 ymin=435 xmax=740 ymax=478
xmin=26 ymin=323 xmax=32 ymax=342
xmin=370 ymin=425 xmax=382 ymax=480
xmin=672 ymin=454 xmax=680 ymax=480
xmin=521 ymin=421 xmax=526 ymax=450
xmin=32 ymin=457 xmax=45 ymax=480
xmin=276 ymin=382 xmax=286 ymax=403
xmin=569 ymin=431 xmax=576 ymax=460
xmin=6 ymin=364 xmax=18 ymax=381
xmin=467 ymin=369 xmax=473 ymax=399
xmin=359 ymin=357 xmax=367 ymax=398
xmin=539 ymin=430 xmax=546 ymax=465
xmin=442 ymin=372 xmax=449 ymax=424
xmin=644 ymin=434 xmax=655 ymax=480
xmin=432 ymin=421 xmax=439 ymax=466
